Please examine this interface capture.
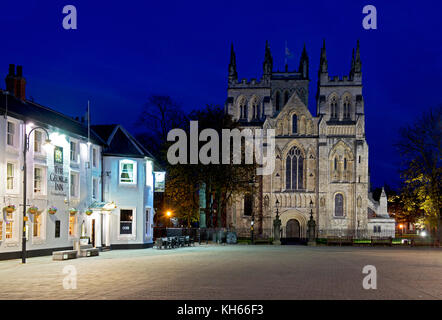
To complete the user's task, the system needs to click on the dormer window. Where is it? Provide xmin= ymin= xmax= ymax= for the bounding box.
xmin=119 ymin=160 xmax=137 ymax=184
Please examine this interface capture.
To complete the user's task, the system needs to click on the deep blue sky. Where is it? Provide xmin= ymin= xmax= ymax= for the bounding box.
xmin=1 ymin=0 xmax=441 ymax=189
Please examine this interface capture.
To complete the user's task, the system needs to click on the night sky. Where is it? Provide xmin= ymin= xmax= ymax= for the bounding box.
xmin=1 ymin=0 xmax=441 ymax=189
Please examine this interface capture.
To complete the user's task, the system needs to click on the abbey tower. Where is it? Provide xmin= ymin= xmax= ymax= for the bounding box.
xmin=225 ymin=40 xmax=395 ymax=239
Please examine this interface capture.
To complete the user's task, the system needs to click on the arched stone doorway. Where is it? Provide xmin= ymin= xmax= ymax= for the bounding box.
xmin=286 ymin=219 xmax=300 ymax=238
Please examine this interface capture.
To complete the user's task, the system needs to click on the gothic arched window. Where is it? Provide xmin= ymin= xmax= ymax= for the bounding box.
xmin=238 ymin=97 xmax=247 ymax=119
xmin=335 ymin=194 xmax=344 ymax=217
xmin=285 ymin=147 xmax=304 ymax=190
xmin=343 ymin=97 xmax=351 ymax=119
xmin=275 ymin=91 xmax=281 ymax=111
xmin=252 ymin=102 xmax=260 ymax=120
xmin=284 ymin=91 xmax=289 ymax=105
xmin=244 ymin=193 xmax=252 ymax=216
xmin=331 ymin=97 xmax=338 ymax=119
xmin=292 ymin=114 xmax=298 ymax=134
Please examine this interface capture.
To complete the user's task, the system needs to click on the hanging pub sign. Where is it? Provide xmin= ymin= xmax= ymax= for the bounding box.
xmin=154 ymin=171 xmax=165 ymax=192
xmin=54 ymin=146 xmax=63 ymax=164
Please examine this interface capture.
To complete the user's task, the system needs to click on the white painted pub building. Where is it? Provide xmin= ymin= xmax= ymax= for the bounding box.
xmin=0 ymin=64 xmax=159 ymax=259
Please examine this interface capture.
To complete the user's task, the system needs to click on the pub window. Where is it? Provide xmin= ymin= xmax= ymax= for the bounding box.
xmin=70 ymin=141 xmax=78 ymax=162
xmin=55 ymin=220 xmax=61 ymax=238
xmin=33 ymin=212 xmax=42 ymax=237
xmin=243 ymin=194 xmax=252 ymax=216
xmin=334 ymin=194 xmax=344 ymax=217
xmin=69 ymin=214 xmax=76 ymax=236
xmin=120 ymin=209 xmax=133 ymax=235
xmin=6 ymin=162 xmax=14 ymax=190
xmin=5 ymin=210 xmax=14 ymax=239
xmin=34 ymin=167 xmax=46 ymax=195
xmin=34 ymin=130 xmax=43 ymax=153
xmin=92 ymin=177 xmax=99 ymax=200
xmin=7 ymin=121 xmax=15 ymax=146
xmin=70 ymin=172 xmax=79 ymax=198
xmin=119 ymin=160 xmax=137 ymax=184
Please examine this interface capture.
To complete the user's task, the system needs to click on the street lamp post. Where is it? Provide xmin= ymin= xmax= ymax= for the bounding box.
xmin=22 ymin=125 xmax=51 ymax=263
xmin=249 ymin=178 xmax=255 ymax=245
xmin=307 ymin=199 xmax=316 ymax=246
xmin=273 ymin=199 xmax=282 ymax=245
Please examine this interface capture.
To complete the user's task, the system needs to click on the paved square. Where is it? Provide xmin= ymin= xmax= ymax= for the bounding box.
xmin=0 ymin=245 xmax=441 ymax=300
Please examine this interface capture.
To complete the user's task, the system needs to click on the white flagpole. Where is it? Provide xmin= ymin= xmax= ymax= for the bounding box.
xmin=87 ymin=100 xmax=90 ymax=143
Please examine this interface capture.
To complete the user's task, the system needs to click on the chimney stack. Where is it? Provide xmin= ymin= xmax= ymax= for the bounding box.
xmin=5 ymin=64 xmax=26 ymax=100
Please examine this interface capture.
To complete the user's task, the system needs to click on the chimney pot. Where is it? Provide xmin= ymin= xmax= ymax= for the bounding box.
xmin=17 ymin=65 xmax=23 ymax=77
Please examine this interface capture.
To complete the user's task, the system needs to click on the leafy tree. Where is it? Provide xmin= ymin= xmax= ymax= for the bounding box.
xmin=396 ymin=106 xmax=441 ymax=240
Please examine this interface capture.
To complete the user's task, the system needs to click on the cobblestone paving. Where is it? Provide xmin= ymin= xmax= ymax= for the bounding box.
xmin=0 ymin=245 xmax=441 ymax=300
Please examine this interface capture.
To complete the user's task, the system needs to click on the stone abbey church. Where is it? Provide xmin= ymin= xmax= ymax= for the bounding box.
xmin=224 ymin=41 xmax=395 ymax=239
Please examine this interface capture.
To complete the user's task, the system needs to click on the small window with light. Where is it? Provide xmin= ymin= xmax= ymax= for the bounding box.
xmin=119 ymin=160 xmax=137 ymax=184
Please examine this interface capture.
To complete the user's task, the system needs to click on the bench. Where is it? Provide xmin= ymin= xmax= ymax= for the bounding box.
xmin=79 ymin=245 xmax=99 ymax=257
xmin=326 ymin=237 xmax=353 ymax=246
xmin=52 ymin=250 xmax=78 ymax=261
xmin=155 ymin=236 xmax=195 ymax=249
xmin=371 ymin=237 xmax=392 ymax=246
xmin=411 ymin=239 xmax=434 ymax=247
xmin=157 ymin=237 xmax=171 ymax=249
